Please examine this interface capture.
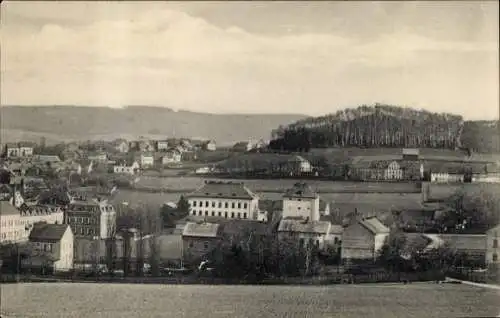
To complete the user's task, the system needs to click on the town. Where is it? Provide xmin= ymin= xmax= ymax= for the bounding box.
xmin=1 ymin=135 xmax=499 ymax=285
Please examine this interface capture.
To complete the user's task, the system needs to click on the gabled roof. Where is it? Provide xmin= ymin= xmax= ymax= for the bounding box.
xmin=0 ymin=201 xmax=19 ymax=216
xmin=278 ymin=219 xmax=331 ymax=234
xmin=29 ymin=223 xmax=70 ymax=242
xmin=437 ymin=234 xmax=487 ymax=251
xmin=187 ymin=181 xmax=257 ymax=200
xmin=283 ymin=182 xmax=318 ymax=199
xmin=182 ymin=222 xmax=221 ymax=238
xmin=34 ymin=155 xmax=61 ymax=163
xmin=220 ymin=219 xmax=269 ymax=236
xmin=358 ymin=216 xmax=390 ymax=234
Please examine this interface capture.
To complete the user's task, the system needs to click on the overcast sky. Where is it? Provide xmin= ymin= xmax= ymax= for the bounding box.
xmin=1 ymin=1 xmax=498 ymax=119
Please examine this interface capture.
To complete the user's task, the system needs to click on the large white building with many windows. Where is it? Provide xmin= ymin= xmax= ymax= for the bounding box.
xmin=186 ymin=181 xmax=260 ymax=221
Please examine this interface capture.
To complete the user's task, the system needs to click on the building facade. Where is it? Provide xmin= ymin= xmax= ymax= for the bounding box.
xmin=25 ymin=223 xmax=74 ymax=272
xmin=182 ymin=222 xmax=222 ymax=265
xmin=341 ymin=216 xmax=390 ymax=262
xmin=139 ymin=153 xmax=155 ymax=168
xmin=187 ymin=181 xmax=260 ymax=221
xmin=66 ymin=198 xmax=116 ymax=239
xmin=113 ymin=161 xmax=140 ymax=175
xmin=282 ymin=182 xmax=320 ymax=221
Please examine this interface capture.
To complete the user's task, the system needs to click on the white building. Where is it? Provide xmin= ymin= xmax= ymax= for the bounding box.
xmin=384 ymin=161 xmax=403 ymax=180
xmin=162 ymin=149 xmax=182 ymax=164
xmin=5 ymin=142 xmax=35 ymax=158
xmin=139 ymin=153 xmax=155 ymax=168
xmin=187 ymin=181 xmax=260 ymax=220
xmin=24 ymin=223 xmax=74 ymax=272
xmin=113 ymin=160 xmax=140 ymax=175
xmin=282 ymin=182 xmax=320 ymax=221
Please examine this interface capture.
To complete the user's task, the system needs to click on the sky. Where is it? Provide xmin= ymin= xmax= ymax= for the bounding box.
xmin=1 ymin=1 xmax=498 ymax=119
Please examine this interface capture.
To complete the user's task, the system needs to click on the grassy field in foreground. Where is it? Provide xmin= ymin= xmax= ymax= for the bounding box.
xmin=1 ymin=283 xmax=499 ymax=318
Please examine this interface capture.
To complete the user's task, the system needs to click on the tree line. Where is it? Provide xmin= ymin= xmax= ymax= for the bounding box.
xmin=270 ymin=104 xmax=499 ymax=153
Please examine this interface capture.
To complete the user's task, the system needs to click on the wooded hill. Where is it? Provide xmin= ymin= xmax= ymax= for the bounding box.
xmin=270 ymin=104 xmax=499 ymax=153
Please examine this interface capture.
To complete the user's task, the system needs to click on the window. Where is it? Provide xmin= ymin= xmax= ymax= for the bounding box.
xmin=198 ymin=211 xmax=203 ymax=216
xmin=231 ymin=203 xmax=235 ymax=209
xmin=231 ymin=212 xmax=235 ymax=218
xmin=243 ymin=213 xmax=247 ymax=219
xmin=205 ymin=201 xmax=209 ymax=207
xmin=299 ymin=238 xmax=304 ymax=246
xmin=205 ymin=211 xmax=208 ymax=216
xmin=225 ymin=202 xmax=228 ymax=208
xmin=237 ymin=213 xmax=241 ymax=219
xmin=218 ymin=212 xmax=221 ymax=217
xmin=189 ymin=242 xmax=194 ymax=248
xmin=204 ymin=241 xmax=209 ymax=249
xmin=193 ymin=201 xmax=197 ymax=207
xmin=493 ymin=253 xmax=498 ymax=262
xmin=192 ymin=210 xmax=196 ymax=215
xmin=211 ymin=211 xmax=215 ymax=217
xmin=44 ymin=244 xmax=50 ymax=252
xmin=494 ymin=239 xmax=498 ymax=248
xmin=237 ymin=203 xmax=241 ymax=209
xmin=218 ymin=202 xmax=222 ymax=208
xmin=212 ymin=202 xmax=216 ymax=208
xmin=224 ymin=212 xmax=228 ymax=219
xmin=243 ymin=203 xmax=248 ymax=209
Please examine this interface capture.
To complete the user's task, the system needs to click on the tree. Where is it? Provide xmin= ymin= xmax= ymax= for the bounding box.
xmin=377 ymin=230 xmax=407 ymax=272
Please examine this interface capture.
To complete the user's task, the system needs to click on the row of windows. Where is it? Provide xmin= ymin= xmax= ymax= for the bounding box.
xmin=69 ymin=205 xmax=114 ymax=213
xmin=68 ymin=216 xmax=97 ymax=225
xmin=191 ymin=200 xmax=249 ymax=209
xmin=190 ymin=210 xmax=248 ymax=219
xmin=1 ymin=231 xmax=23 ymax=240
xmin=1 ymin=218 xmax=44 ymax=227
xmin=33 ymin=242 xmax=53 ymax=252
xmin=187 ymin=241 xmax=209 ymax=249
xmin=73 ymin=226 xmax=97 ymax=236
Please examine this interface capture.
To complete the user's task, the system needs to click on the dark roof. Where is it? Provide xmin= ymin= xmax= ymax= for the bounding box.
xmin=29 ymin=223 xmax=70 ymax=242
xmin=358 ymin=216 xmax=390 ymax=234
xmin=283 ymin=182 xmax=318 ymax=199
xmin=182 ymin=222 xmax=221 ymax=238
xmin=438 ymin=234 xmax=487 ymax=251
xmin=187 ymin=181 xmax=257 ymax=200
xmin=0 ymin=201 xmax=19 ymax=215
xmin=278 ymin=219 xmax=331 ymax=234
xmin=220 ymin=219 xmax=269 ymax=236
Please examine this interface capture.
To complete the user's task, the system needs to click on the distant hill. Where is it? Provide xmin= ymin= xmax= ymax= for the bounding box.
xmin=0 ymin=106 xmax=308 ymax=145
xmin=270 ymin=104 xmax=500 ymax=153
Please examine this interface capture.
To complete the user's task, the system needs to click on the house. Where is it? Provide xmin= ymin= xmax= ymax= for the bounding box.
xmin=129 ymin=139 xmax=154 ymax=152
xmin=402 ymin=148 xmax=420 ymax=161
xmin=282 ymin=182 xmax=320 ymax=221
xmin=87 ymin=152 xmax=108 ymax=163
xmin=232 ymin=141 xmax=253 ymax=152
xmin=0 ymin=201 xmax=24 ymax=244
xmin=113 ymin=139 xmax=129 ymax=153
xmin=155 ymin=140 xmax=170 ymax=152
xmin=161 ymin=149 xmax=182 ymax=164
xmin=113 ymin=159 xmax=140 ymax=175
xmin=33 ymin=155 xmax=62 ymax=165
xmin=182 ymin=221 xmax=222 ymax=265
xmin=66 ymin=197 xmax=116 ymax=239
xmin=201 ymin=140 xmax=217 ymax=151
xmin=486 ymin=225 xmax=500 ymax=265
xmin=23 ymin=223 xmax=74 ymax=273
xmin=423 ymin=161 xmax=466 ymax=183
xmin=139 ymin=153 xmax=154 ymax=168
xmin=19 ymin=204 xmax=65 ymax=239
xmin=437 ymin=234 xmax=487 ymax=264
xmin=4 ymin=142 xmax=35 ymax=158
xmin=278 ymin=218 xmax=334 ymax=251
xmin=384 ymin=161 xmax=403 ymax=180
xmin=341 ymin=216 xmax=390 ymax=262
xmin=186 ymin=181 xmax=260 ymax=221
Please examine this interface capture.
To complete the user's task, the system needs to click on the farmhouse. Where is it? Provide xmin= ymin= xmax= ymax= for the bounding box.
xmin=138 ymin=152 xmax=154 ymax=168
xmin=426 ymin=162 xmax=466 ymax=183
xmin=186 ymin=181 xmax=261 ymax=221
xmin=278 ymin=219 xmax=337 ymax=251
xmin=182 ymin=221 xmax=221 ymax=265
xmin=341 ymin=216 xmax=390 ymax=262
xmin=23 ymin=223 xmax=74 ymax=273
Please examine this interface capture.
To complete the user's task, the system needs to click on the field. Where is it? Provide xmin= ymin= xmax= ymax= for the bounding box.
xmin=2 ymin=283 xmax=499 ymax=317
xmin=135 ymin=176 xmax=421 ymax=193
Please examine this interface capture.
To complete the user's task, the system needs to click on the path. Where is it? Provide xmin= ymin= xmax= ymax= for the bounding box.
xmin=445 ymin=277 xmax=500 ymax=290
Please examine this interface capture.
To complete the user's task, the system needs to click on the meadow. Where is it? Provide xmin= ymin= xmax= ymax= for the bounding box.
xmin=1 ymin=283 xmax=499 ymax=318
